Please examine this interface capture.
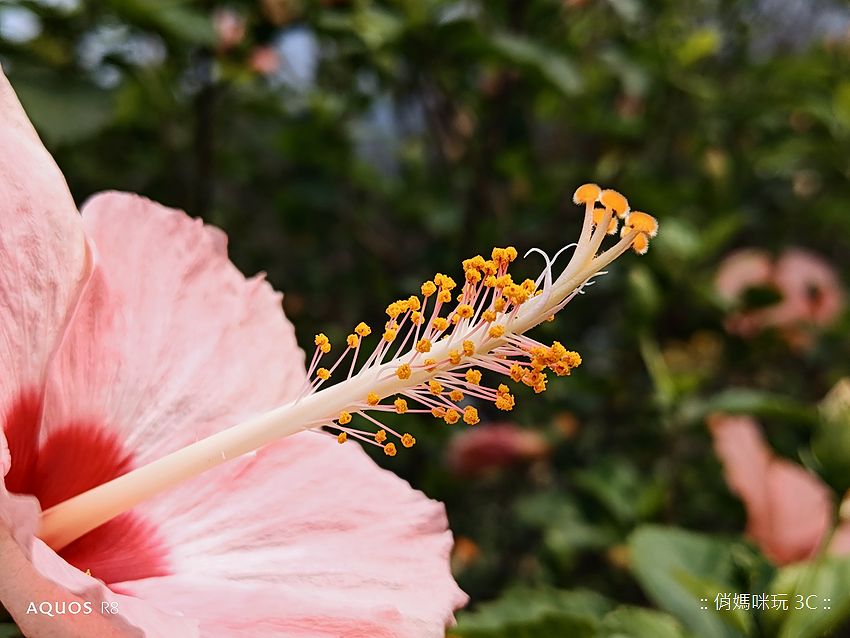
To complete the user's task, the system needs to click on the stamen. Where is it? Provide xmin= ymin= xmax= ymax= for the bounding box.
xmin=37 ymin=184 xmax=656 ymax=553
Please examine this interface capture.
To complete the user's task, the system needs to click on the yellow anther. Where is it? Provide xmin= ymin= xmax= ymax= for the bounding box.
xmin=396 ymin=364 xmax=412 ymax=380
xmin=463 ymin=406 xmax=480 ymax=425
xmin=533 ymin=377 xmax=548 ymax=393
xmin=355 ymin=322 xmax=372 ymax=337
xmin=463 ymin=255 xmax=486 ymax=271
xmin=510 ymin=364 xmax=525 ymax=382
xmin=600 ymin=189 xmax=629 ymax=218
xmin=386 ymin=302 xmax=403 ymax=318
xmin=573 ymin=183 xmax=601 ymax=205
xmin=550 ymin=341 xmax=567 ymax=362
xmin=444 ymin=409 xmax=460 ymax=424
xmin=441 ymin=275 xmax=456 ymax=290
xmin=314 ymin=333 xmax=331 ymax=354
xmin=494 ymin=298 xmax=506 ymax=313
xmin=317 ymin=368 xmax=330 ymax=380
xmin=521 ymin=279 xmax=536 ymax=294
xmin=546 ymin=315 xmax=555 ymax=322
xmin=505 ymin=247 xmax=518 ymax=262
xmin=416 ymin=338 xmax=432 ymax=353
xmin=625 ymin=211 xmax=659 ymax=237
xmin=456 ymin=304 xmax=474 ymax=319
xmin=383 ymin=328 xmax=397 ymax=342
xmin=339 ymin=411 xmax=352 ymax=425
xmin=465 ymin=270 xmax=482 ymax=284
xmin=412 ymin=311 xmax=422 ymax=324
xmin=564 ymin=351 xmax=582 ymax=367
xmin=401 ymin=433 xmax=416 ymax=448
xmin=530 ymin=345 xmax=548 ymax=359
xmin=462 ymin=340 xmax=475 ymax=357
xmin=498 ymin=383 xmax=510 ymax=395
xmin=482 ymin=310 xmax=496 ymax=323
xmin=495 ymin=393 xmax=515 ymax=411
xmin=482 ymin=260 xmax=498 ymax=275
xmin=423 ymin=358 xmax=437 ymax=371
xmin=431 ymin=407 xmax=446 ymax=418
xmin=448 ymin=350 xmax=461 ymax=365
xmin=489 ymin=325 xmax=506 ymax=338
xmin=484 ymin=275 xmax=497 ymax=287
xmin=367 ymin=391 xmax=380 ymax=406
xmin=495 ymin=275 xmax=513 ymax=288
xmin=347 ymin=334 xmax=359 ymax=348
xmin=375 ymin=429 xmax=387 ymax=443
xmin=384 ymin=443 xmax=397 ymax=456
xmin=395 ymin=398 xmax=409 ymax=414
xmin=632 ymin=232 xmax=649 ymax=255
xmin=449 ymin=389 xmax=464 ymax=402
xmin=456 ymin=293 xmax=464 ymax=303
xmin=432 ymin=317 xmax=449 ymax=331
xmin=337 ymin=432 xmax=347 ymax=444
xmin=407 ymin=295 xmax=421 ymax=311
xmin=465 ymin=369 xmax=482 ymax=385
xmin=592 ymin=207 xmax=607 ymax=226
xmin=429 ymin=380 xmax=444 ymax=395
xmin=437 ymin=290 xmax=452 ymax=304
xmin=421 ymin=281 xmax=437 ymax=297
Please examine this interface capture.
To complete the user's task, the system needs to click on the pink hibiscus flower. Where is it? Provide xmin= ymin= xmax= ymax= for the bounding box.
xmin=0 ymin=64 xmax=659 ymax=635
xmin=445 ymin=423 xmax=550 ymax=478
xmin=714 ymin=247 xmax=845 ymax=349
xmin=709 ymin=413 xmax=850 ymax=565
xmin=0 ymin=67 xmax=466 ymax=637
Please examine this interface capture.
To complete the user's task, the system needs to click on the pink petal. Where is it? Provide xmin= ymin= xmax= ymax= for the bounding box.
xmin=41 ymin=192 xmax=305 ymax=463
xmin=708 ymin=414 xmax=772 ymax=542
xmin=771 ymin=248 xmax=845 ymax=328
xmin=124 ymin=432 xmax=468 ymax=637
xmin=709 ymin=414 xmax=834 ymax=565
xmin=0 ymin=431 xmax=198 ymax=637
xmin=763 ymin=459 xmax=832 ymax=564
xmin=0 ymin=67 xmax=92 ymax=488
xmin=714 ymin=249 xmax=773 ymax=303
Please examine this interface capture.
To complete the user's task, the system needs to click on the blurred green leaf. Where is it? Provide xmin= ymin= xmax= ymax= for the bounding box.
xmin=629 ymin=526 xmax=749 ymax=638
xmin=767 ymin=556 xmax=850 ymax=638
xmin=515 ymin=493 xmax=618 ymax=562
xmin=812 ymin=378 xmax=850 ymax=492
xmin=108 ymin=0 xmax=216 ymax=45
xmin=597 ymin=606 xmax=690 ymax=638
xmin=352 ymin=7 xmax=404 ymax=50
xmin=452 ymin=587 xmax=613 ymax=638
xmin=10 ymin=74 xmax=114 ymax=146
xmin=490 ymin=33 xmax=583 ymax=95
xmin=676 ymin=28 xmax=722 ymax=67
xmin=678 ymin=389 xmax=819 ymax=428
xmin=574 ymin=457 xmax=662 ymax=524
xmin=832 ymin=81 xmax=850 ymax=131
xmin=0 ymin=623 xmax=22 ymax=638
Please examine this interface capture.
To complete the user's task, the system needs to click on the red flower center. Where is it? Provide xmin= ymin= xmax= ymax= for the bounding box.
xmin=4 ymin=390 xmax=170 ymax=585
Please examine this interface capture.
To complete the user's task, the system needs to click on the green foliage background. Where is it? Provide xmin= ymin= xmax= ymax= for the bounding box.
xmin=3 ymin=0 xmax=850 ymax=636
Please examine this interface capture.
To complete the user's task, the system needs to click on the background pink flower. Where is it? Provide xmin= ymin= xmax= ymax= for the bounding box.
xmin=0 ymin=67 xmax=466 ymax=637
xmin=714 ymin=247 xmax=845 ymax=348
xmin=709 ymin=413 xmax=844 ymax=565
xmin=445 ymin=423 xmax=550 ymax=478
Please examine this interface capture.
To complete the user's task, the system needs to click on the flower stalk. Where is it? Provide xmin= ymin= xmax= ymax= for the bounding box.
xmin=38 ymin=184 xmax=658 ymax=552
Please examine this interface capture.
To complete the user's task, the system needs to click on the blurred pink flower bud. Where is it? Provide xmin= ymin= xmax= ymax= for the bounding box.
xmin=446 ymin=423 xmax=550 ymax=478
xmin=213 ymin=8 xmax=246 ymax=52
xmin=248 ymin=46 xmax=280 ymax=75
